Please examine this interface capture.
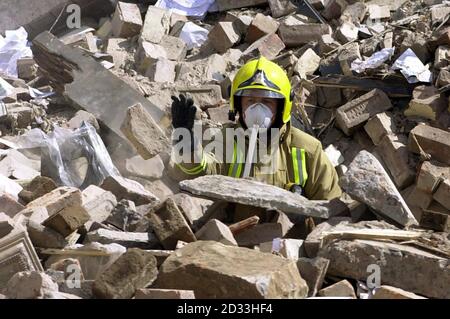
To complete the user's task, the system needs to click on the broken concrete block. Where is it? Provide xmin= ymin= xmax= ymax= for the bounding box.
xmin=58 ymin=280 xmax=94 ymax=299
xmin=125 ymin=154 xmax=165 ymax=180
xmin=367 ymin=4 xmax=390 ymax=20
xmin=260 ymin=238 xmax=304 ymax=260
xmin=146 ymin=57 xmax=177 ymax=83
xmin=148 ymin=198 xmax=196 ymax=250
xmin=336 ymin=89 xmax=393 ymax=136
xmin=170 ymin=193 xmax=208 ymax=230
xmin=175 ymin=85 xmax=223 ymax=109
xmin=408 ymin=124 xmax=450 ymax=165
xmin=17 ymin=58 xmax=37 ymax=81
xmin=278 ymin=21 xmax=330 ymax=47
xmin=180 ymin=175 xmax=338 ymax=220
xmin=100 ymin=175 xmax=159 ymax=206
xmin=437 ymin=69 xmax=450 ymax=87
xmin=121 ymin=103 xmax=170 ymax=159
xmin=195 ymin=219 xmax=237 ymax=246
xmin=93 ymin=248 xmax=158 ymax=299
xmin=111 ymin=2 xmax=143 ymax=38
xmin=406 ymin=186 xmax=433 ymax=211
xmin=245 ymin=13 xmax=280 ymax=44
xmin=5 ymin=271 xmax=58 ymax=299
xmin=337 ymin=42 xmax=361 ymax=76
xmin=27 ymin=220 xmax=68 ymax=249
xmin=135 ymin=288 xmax=195 ymax=299
xmin=214 ymin=0 xmax=268 ymax=11
xmin=340 ymin=2 xmax=368 ymax=24
xmin=0 ymin=148 xmax=40 ymax=180
xmin=105 ymin=38 xmax=129 ymax=69
xmin=364 ymin=112 xmax=395 ymax=146
xmin=404 ymin=86 xmax=446 ymax=121
xmin=318 ymin=238 xmax=450 ymax=298
xmin=135 ymin=40 xmax=167 ymax=74
xmin=49 ymin=258 xmax=84 ymax=282
xmin=295 ymin=48 xmax=320 ymax=78
xmin=241 ymin=33 xmax=285 ymax=60
xmin=207 ymin=105 xmax=231 ymax=124
xmin=0 ymin=173 xmax=22 ymax=200
xmin=42 ymin=204 xmax=90 ymax=237
xmin=159 ymin=35 xmax=187 ymax=61
xmin=370 ymin=285 xmax=427 ymax=299
xmin=318 ymin=280 xmax=356 ymax=298
xmin=141 ymin=6 xmax=170 ymax=44
xmin=235 ymin=216 xmax=293 ymax=247
xmin=324 ymin=144 xmax=344 ymax=167
xmin=32 ymin=32 xmax=168 ymax=148
xmin=68 ymin=110 xmax=100 ymax=132
xmin=376 ymin=134 xmax=415 ymax=189
xmin=416 ymin=160 xmax=450 ymax=193
xmin=105 ymin=199 xmax=142 ymax=231
xmin=336 ymin=21 xmax=359 ymax=44
xmin=0 ymin=227 xmax=43 ymax=289
xmin=268 ymin=0 xmax=297 ymax=18
xmin=297 ymin=257 xmax=330 ymax=297
xmin=82 ymin=185 xmax=117 ymax=225
xmin=433 ymin=179 xmax=450 ymax=210
xmin=0 ymin=193 xmax=25 ymax=218
xmin=155 ymin=241 xmax=308 ymax=298
xmin=209 ymin=22 xmax=241 ymax=54
xmin=339 ymin=150 xmax=418 ymax=227
xmin=322 ymin=0 xmax=348 ymax=20
xmin=0 ymin=213 xmax=14 ymax=239
xmin=85 ymin=228 xmax=159 ymax=249
xmin=434 ymin=45 xmax=450 ymax=69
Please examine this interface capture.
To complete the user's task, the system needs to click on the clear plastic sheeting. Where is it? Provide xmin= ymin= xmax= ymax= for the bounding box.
xmin=15 ymin=122 xmax=120 ymax=189
xmin=391 ymin=48 xmax=432 ymax=83
xmin=0 ymin=76 xmax=14 ymax=98
xmin=0 ymin=27 xmax=32 ymax=78
xmin=155 ymin=0 xmax=215 ymax=19
xmin=179 ymin=22 xmax=209 ymax=50
xmin=351 ymin=48 xmax=395 ymax=73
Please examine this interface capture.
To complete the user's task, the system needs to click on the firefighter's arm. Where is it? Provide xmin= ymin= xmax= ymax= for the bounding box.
xmin=304 ymin=143 xmax=342 ymax=200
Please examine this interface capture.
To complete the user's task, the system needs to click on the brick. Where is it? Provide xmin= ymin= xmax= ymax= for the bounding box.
xmin=135 ymin=40 xmax=167 ymax=75
xmin=336 ymin=89 xmax=393 ymax=135
xmin=278 ymin=22 xmax=331 ymax=47
xmin=416 ymin=161 xmax=450 ymax=193
xmin=17 ymin=58 xmax=37 ymax=81
xmin=408 ymin=124 xmax=450 ymax=165
xmin=214 ymin=0 xmax=268 ymax=11
xmin=93 ymin=248 xmax=158 ymax=299
xmin=420 ymin=201 xmax=450 ymax=232
xmin=338 ymin=42 xmax=361 ymax=76
xmin=175 ymin=85 xmax=223 ymax=109
xmin=364 ymin=112 xmax=395 ymax=145
xmin=367 ymin=4 xmax=390 ymax=20
xmin=241 ymin=33 xmax=285 ymax=60
xmin=295 ymin=48 xmax=320 ymax=78
xmin=145 ymin=57 xmax=177 ymax=83
xmin=141 ymin=7 xmax=170 ymax=44
xmin=135 ymin=288 xmax=195 ymax=299
xmin=404 ymin=86 xmax=446 ymax=121
xmin=42 ymin=205 xmax=90 ymax=237
xmin=376 ymin=134 xmax=415 ymax=189
xmin=82 ymin=185 xmax=117 ymax=225
xmin=336 ymin=21 xmax=358 ymax=44
xmin=268 ymin=0 xmax=297 ymax=18
xmin=111 ymin=2 xmax=143 ymax=38
xmin=100 ymin=175 xmax=159 ymax=206
xmin=170 ymin=193 xmax=209 ymax=230
xmin=318 ymin=280 xmax=356 ymax=298
xmin=159 ymin=35 xmax=187 ymax=61
xmin=245 ymin=13 xmax=280 ymax=44
xmin=148 ymin=198 xmax=196 ymax=250
xmin=196 ymin=219 xmax=236 ymax=245
xmin=105 ymin=38 xmax=130 ymax=69
xmin=0 ymin=193 xmax=25 ymax=218
xmin=433 ymin=179 xmax=450 ymax=210
xmin=209 ymin=22 xmax=241 ymax=54
xmin=85 ymin=228 xmax=159 ymax=249
xmin=121 ymin=103 xmax=170 ymax=160
xmin=27 ymin=220 xmax=68 ymax=249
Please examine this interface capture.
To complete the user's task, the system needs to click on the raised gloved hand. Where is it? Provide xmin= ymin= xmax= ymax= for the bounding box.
xmin=171 ymin=94 xmax=197 ymax=131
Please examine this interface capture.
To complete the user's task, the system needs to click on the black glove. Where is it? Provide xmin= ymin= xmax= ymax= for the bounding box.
xmin=171 ymin=94 xmax=197 ymax=131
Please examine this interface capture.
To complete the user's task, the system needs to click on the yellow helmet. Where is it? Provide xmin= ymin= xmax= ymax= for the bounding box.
xmin=229 ymin=56 xmax=293 ymax=124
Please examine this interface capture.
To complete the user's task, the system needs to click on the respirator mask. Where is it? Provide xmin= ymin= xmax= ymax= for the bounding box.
xmin=243 ymin=102 xmax=274 ymax=129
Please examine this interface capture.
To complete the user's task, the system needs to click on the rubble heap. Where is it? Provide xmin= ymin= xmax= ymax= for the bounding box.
xmin=0 ymin=0 xmax=449 ymax=299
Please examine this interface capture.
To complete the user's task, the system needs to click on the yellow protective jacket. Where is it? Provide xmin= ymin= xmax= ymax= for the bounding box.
xmin=169 ymin=122 xmax=342 ymax=200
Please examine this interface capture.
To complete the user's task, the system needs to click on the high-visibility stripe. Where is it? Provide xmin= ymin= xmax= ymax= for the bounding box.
xmin=300 ymin=148 xmax=308 ymax=187
xmin=228 ymin=141 xmax=243 ymax=178
xmin=177 ymin=156 xmax=207 ymax=175
xmin=291 ymin=147 xmax=308 ymax=187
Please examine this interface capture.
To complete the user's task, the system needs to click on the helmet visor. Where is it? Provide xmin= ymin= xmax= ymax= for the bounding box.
xmin=235 ymin=88 xmax=284 ymax=99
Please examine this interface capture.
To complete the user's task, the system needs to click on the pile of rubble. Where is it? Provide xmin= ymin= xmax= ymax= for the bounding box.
xmin=0 ymin=0 xmax=449 ymax=299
